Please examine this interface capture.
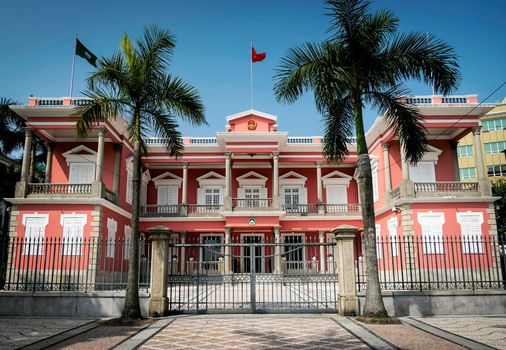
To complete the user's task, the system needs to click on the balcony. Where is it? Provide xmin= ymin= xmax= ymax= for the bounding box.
xmin=282 ymin=203 xmax=361 ymax=215
xmin=389 ymin=181 xmax=483 ymax=201
xmin=232 ymin=198 xmax=272 ymax=211
xmin=18 ymin=182 xmax=117 ymax=202
xmin=140 ymin=204 xmax=224 ymax=217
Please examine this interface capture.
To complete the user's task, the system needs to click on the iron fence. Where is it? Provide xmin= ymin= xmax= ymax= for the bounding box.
xmin=0 ymin=236 xmax=151 ymax=292
xmin=355 ymin=235 xmax=506 ymax=291
xmin=164 ymin=235 xmax=339 ymax=313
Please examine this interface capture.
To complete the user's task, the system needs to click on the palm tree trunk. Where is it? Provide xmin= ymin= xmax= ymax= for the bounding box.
xmin=353 ymin=98 xmax=388 ymax=317
xmin=122 ymin=114 xmax=142 ymax=319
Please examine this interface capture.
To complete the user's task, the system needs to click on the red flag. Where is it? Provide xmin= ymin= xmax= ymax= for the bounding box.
xmin=252 ymin=47 xmax=266 ymax=63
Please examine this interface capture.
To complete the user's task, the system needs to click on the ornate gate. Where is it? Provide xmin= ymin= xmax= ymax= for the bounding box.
xmin=166 ymin=237 xmax=339 ymax=313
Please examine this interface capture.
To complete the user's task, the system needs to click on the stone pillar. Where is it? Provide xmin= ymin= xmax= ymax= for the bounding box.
xmin=332 ymin=227 xmax=359 ymax=316
xmin=316 ymin=162 xmax=324 ymax=214
xmin=112 ymin=144 xmax=121 ymax=197
xmin=95 ymin=128 xmax=106 ymax=182
xmin=182 ymin=163 xmax=189 ymax=205
xmin=450 ymin=141 xmax=461 ymax=181
xmin=319 ymin=230 xmax=326 ymax=274
xmin=20 ymin=128 xmax=32 ymax=183
xmin=44 ymin=143 xmax=54 ymax=183
xmin=179 ymin=231 xmax=187 ymax=274
xmin=472 ymin=126 xmax=492 ymax=196
xmin=224 ymin=153 xmax=232 ymax=210
xmin=399 ymin=141 xmax=414 ymax=197
xmin=382 ymin=143 xmax=392 ymax=192
xmin=148 ymin=230 xmax=171 ymax=317
xmin=272 ymin=152 xmax=280 ymax=210
xmin=224 ymin=226 xmax=232 ymax=274
xmin=274 ymin=226 xmax=282 ymax=274
xmin=400 ymin=141 xmax=410 ymax=181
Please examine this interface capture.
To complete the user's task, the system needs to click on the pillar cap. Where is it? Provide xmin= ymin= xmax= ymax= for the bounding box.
xmin=332 ymin=224 xmax=358 ymax=238
xmin=147 ymin=225 xmax=173 ymax=236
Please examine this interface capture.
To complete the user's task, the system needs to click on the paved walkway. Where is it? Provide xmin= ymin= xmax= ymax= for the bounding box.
xmin=137 ymin=315 xmax=371 ymax=350
xmin=0 ymin=317 xmax=96 ymax=350
xmin=407 ymin=316 xmax=506 ymax=350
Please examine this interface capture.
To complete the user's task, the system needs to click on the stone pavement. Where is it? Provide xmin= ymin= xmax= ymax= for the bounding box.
xmin=407 ymin=315 xmax=506 ymax=350
xmin=0 ymin=317 xmax=96 ymax=350
xmin=138 ymin=314 xmax=372 ymax=350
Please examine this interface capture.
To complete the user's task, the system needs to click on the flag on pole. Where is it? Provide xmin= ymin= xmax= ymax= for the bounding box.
xmin=251 ymin=47 xmax=266 ymax=63
xmin=75 ymin=38 xmax=97 ymax=67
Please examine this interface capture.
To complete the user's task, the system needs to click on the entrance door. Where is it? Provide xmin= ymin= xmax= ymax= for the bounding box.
xmin=242 ymin=236 xmax=263 ymax=273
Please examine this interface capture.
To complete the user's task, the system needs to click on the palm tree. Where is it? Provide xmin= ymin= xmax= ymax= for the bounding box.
xmin=274 ymin=0 xmax=459 ymax=317
xmin=73 ymin=25 xmax=206 ymax=319
xmin=1 ymin=98 xmax=47 ymax=182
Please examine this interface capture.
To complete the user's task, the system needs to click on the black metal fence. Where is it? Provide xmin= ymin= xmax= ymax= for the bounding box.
xmin=0 ymin=236 xmax=151 ymax=292
xmin=355 ymin=235 xmax=506 ymax=291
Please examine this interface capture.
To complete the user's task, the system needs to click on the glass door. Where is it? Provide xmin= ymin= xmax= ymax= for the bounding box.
xmin=242 ymin=235 xmax=263 ymax=273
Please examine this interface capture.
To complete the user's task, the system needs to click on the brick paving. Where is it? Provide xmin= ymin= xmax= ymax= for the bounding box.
xmin=139 ymin=315 xmax=369 ymax=350
xmin=411 ymin=315 xmax=506 ymax=350
xmin=0 ymin=317 xmax=95 ymax=350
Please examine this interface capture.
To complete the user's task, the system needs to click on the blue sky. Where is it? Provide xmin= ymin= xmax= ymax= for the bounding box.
xmin=1 ymin=0 xmax=505 ymax=136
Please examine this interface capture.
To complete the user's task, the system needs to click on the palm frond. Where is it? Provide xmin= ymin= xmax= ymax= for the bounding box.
xmin=365 ymin=86 xmax=427 ymax=164
xmin=322 ymin=96 xmax=355 ymax=162
xmin=145 ymin=109 xmax=183 ymax=157
xmin=137 ymin=25 xmax=175 ymax=78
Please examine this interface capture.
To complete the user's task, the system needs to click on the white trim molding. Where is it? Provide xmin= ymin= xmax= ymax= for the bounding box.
xmin=197 ymin=171 xmax=226 ymax=187
xmin=279 ymin=171 xmax=307 ymax=186
xmin=152 ymin=171 xmax=182 ymax=188
xmin=236 ymin=171 xmax=268 ymax=187
xmin=322 ymin=170 xmax=352 ymax=188
xmin=62 ymin=145 xmax=97 ymax=165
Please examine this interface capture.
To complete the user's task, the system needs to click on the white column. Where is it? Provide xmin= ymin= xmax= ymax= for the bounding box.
xmin=400 ymin=141 xmax=410 ymax=181
xmin=272 ymin=152 xmax=279 ymax=209
xmin=382 ymin=143 xmax=392 ymax=192
xmin=274 ymin=226 xmax=281 ymax=274
xmin=225 ymin=153 xmax=232 ymax=210
xmin=319 ymin=230 xmax=326 ymax=274
xmin=316 ymin=162 xmax=323 ymax=214
xmin=472 ymin=126 xmax=486 ymax=180
xmin=182 ymin=163 xmax=189 ymax=204
xmin=20 ymin=129 xmax=32 ymax=182
xmin=95 ymin=128 xmax=106 ymax=182
xmin=44 ymin=143 xmax=54 ymax=183
xmin=224 ymin=226 xmax=232 ymax=274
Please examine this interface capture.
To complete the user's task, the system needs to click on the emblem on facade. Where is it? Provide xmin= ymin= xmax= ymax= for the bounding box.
xmin=247 ymin=119 xmax=257 ymax=130
xmin=248 ymin=217 xmax=256 ymax=225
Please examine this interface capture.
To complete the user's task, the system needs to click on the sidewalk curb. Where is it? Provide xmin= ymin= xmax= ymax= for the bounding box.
xmin=18 ymin=319 xmax=102 ymax=350
xmin=113 ymin=318 xmax=176 ymax=350
xmin=401 ymin=317 xmax=497 ymax=350
xmin=331 ymin=316 xmax=396 ymax=350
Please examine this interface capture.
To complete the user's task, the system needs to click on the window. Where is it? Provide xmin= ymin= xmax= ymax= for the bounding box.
xmin=281 ymin=186 xmax=308 ymax=212
xmin=457 ymin=145 xmax=473 ymax=157
xmin=197 ymin=186 xmax=223 ymax=209
xmin=237 ymin=186 xmax=267 ymax=207
xmin=205 ymin=188 xmax=220 ymax=206
xmin=123 ymin=225 xmax=131 ymax=260
xmin=375 ymin=224 xmax=382 ymax=258
xmin=387 ymin=217 xmax=398 ymax=257
xmin=283 ymin=235 xmax=304 ymax=271
xmin=60 ymin=214 xmax=87 ymax=256
xmin=483 ymin=118 xmax=506 ymax=131
xmin=487 ymin=164 xmax=506 ymax=177
xmin=126 ymin=170 xmax=133 ymax=204
xmin=409 ymin=161 xmax=436 ymax=182
xmin=22 ymin=214 xmax=49 ymax=255
xmin=460 ymin=167 xmax=477 ymax=180
xmin=484 ymin=141 xmax=506 ymax=154
xmin=457 ymin=212 xmax=483 ymax=254
xmin=106 ymin=218 xmax=117 ymax=258
xmin=157 ymin=185 xmax=179 ymax=213
xmin=417 ymin=212 xmax=445 ymax=254
xmin=69 ymin=163 xmax=95 ymax=184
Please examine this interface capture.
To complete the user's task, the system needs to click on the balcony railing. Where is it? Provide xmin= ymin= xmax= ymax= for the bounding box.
xmin=233 ymin=198 xmax=272 ymax=209
xmin=187 ymin=204 xmax=223 ymax=215
xmin=324 ymin=204 xmax=361 ymax=214
xmin=282 ymin=204 xmax=319 ymax=214
xmin=141 ymin=204 xmax=181 ymax=217
xmin=414 ymin=182 xmax=479 ymax=193
xmin=28 ymin=183 xmax=92 ymax=195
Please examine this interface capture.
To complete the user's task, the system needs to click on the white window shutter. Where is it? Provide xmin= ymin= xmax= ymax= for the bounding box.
xmin=197 ymin=188 xmax=205 ymax=205
xmin=375 ymin=224 xmax=382 ymax=258
xmin=126 ymin=170 xmax=133 ymax=204
xmin=157 ymin=186 xmax=169 ymax=205
xmin=299 ymin=187 xmax=308 ymax=205
xmin=69 ymin=163 xmax=95 ymax=184
xmin=237 ymin=188 xmax=246 ymax=199
xmin=372 ymin=168 xmax=379 ymax=202
xmin=219 ymin=188 xmax=224 ymax=205
xmin=259 ymin=187 xmax=268 ymax=199
xmin=280 ymin=187 xmax=286 ymax=205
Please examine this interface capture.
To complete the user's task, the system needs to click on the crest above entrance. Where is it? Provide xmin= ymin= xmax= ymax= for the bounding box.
xmin=225 ymin=109 xmax=278 ymax=133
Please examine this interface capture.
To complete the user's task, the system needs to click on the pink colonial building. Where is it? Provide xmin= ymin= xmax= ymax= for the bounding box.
xmin=6 ymin=94 xmax=500 ymax=283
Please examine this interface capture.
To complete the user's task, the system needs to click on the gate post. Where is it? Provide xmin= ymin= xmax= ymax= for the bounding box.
xmin=148 ymin=228 xmax=172 ymax=317
xmin=333 ymin=226 xmax=359 ymax=316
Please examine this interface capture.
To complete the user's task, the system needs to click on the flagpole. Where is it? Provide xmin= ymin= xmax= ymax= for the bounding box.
xmin=250 ymin=41 xmax=253 ymax=110
xmin=69 ymin=33 xmax=77 ymax=98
